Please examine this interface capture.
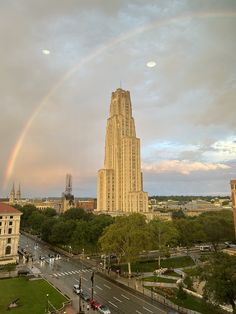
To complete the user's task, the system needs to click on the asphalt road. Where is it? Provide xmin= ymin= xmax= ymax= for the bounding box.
xmin=20 ymin=234 xmax=170 ymax=314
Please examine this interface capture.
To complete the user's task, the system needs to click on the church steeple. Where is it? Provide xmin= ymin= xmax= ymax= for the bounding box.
xmin=16 ymin=184 xmax=21 ymax=201
xmin=9 ymin=183 xmax=15 ymax=205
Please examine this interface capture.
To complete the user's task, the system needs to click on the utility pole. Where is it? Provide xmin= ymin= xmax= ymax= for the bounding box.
xmin=91 ymin=271 xmax=94 ymax=301
xmin=158 ymin=228 xmax=161 ymax=269
xmin=78 ymin=272 xmax=84 ymax=314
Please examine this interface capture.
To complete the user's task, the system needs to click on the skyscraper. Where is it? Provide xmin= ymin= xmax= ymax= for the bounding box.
xmin=97 ymin=88 xmax=148 ymax=213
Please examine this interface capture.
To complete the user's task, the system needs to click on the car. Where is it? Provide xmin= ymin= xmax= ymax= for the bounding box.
xmin=98 ymin=304 xmax=111 ymax=314
xmin=89 ymin=299 xmax=101 ymax=310
xmin=73 ymin=284 xmax=82 ymax=295
xmin=80 ymin=291 xmax=90 ymax=302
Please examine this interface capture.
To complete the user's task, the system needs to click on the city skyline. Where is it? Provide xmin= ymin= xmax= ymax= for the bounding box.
xmin=0 ymin=0 xmax=236 ymax=197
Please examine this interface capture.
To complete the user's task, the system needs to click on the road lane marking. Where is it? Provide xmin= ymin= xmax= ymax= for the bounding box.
xmin=104 ymin=284 xmax=111 ymax=289
xmin=121 ymin=294 xmax=130 ymax=300
xmin=71 ymin=271 xmax=76 ymax=274
xmin=96 ymin=285 xmax=103 ymax=290
xmin=68 ymin=271 xmax=73 ymax=275
xmin=75 ymin=270 xmax=80 ymax=273
xmin=82 ymin=277 xmax=88 ymax=281
xmin=99 ymin=279 xmax=165 ymax=313
xmin=54 ymin=274 xmax=58 ymax=277
xmin=64 ymin=272 xmax=69 ymax=275
xmin=108 ymin=301 xmax=118 ymax=308
xmin=113 ymin=297 xmax=122 ymax=303
xmin=143 ymin=307 xmax=153 ymax=313
xmin=136 ymin=311 xmax=142 ymax=314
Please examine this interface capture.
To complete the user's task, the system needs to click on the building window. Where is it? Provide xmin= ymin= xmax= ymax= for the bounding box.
xmin=8 ymin=228 xmax=12 ymax=234
xmin=0 ymin=222 xmax=1 ymax=226
xmin=7 ymin=238 xmax=11 ymax=244
xmin=0 ymin=216 xmax=2 ymax=219
xmin=5 ymin=246 xmax=11 ymax=255
xmin=10 ymin=216 xmax=13 ymax=219
xmin=9 ymin=221 xmax=13 ymax=226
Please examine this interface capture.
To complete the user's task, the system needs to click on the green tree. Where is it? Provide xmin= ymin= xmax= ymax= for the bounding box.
xmin=63 ymin=207 xmax=92 ymax=221
xmin=174 ymin=218 xmax=204 ymax=252
xmin=42 ymin=207 xmax=57 ymax=217
xmin=197 ymin=211 xmax=234 ymax=251
xmin=172 ymin=209 xmax=185 ymax=219
xmin=148 ymin=219 xmax=179 ymax=268
xmin=99 ymin=214 xmax=150 ymax=277
xmin=27 ymin=211 xmax=45 ymax=234
xmin=41 ymin=218 xmax=56 ymax=242
xmin=201 ymin=253 xmax=236 ymax=313
xmin=49 ymin=220 xmax=76 ymax=245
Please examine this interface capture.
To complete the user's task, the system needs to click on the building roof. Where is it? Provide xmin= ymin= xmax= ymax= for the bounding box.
xmin=0 ymin=203 xmax=22 ymax=214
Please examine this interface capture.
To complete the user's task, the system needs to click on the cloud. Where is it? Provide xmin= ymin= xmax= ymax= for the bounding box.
xmin=142 ymin=160 xmax=230 ymax=175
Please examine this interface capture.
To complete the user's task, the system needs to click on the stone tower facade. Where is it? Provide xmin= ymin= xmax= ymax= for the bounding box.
xmin=16 ymin=184 xmax=21 ymax=202
xmin=230 ymin=180 xmax=236 ymax=238
xmin=9 ymin=183 xmax=15 ymax=205
xmin=61 ymin=173 xmax=75 ymax=213
xmin=97 ymin=88 xmax=148 ymax=213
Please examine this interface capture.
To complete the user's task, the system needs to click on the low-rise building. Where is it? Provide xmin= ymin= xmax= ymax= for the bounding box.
xmin=0 ymin=203 xmax=22 ymax=265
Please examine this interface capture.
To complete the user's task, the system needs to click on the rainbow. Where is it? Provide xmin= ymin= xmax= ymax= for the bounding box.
xmin=3 ymin=10 xmax=236 ymax=191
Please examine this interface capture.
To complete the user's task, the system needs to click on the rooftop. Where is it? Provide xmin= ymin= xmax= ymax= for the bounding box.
xmin=0 ymin=203 xmax=22 ymax=214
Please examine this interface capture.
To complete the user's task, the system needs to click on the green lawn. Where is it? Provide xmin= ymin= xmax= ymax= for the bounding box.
xmin=143 ymin=276 xmax=177 ymax=283
xmin=115 ymin=256 xmax=195 ymax=273
xmin=152 ymin=287 xmax=224 ymax=314
xmin=0 ymin=277 xmax=68 ymax=314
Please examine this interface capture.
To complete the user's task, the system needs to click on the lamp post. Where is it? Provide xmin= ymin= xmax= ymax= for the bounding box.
xmin=45 ymin=294 xmax=49 ymax=313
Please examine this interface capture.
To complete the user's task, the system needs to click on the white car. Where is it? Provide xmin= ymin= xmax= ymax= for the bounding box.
xmin=98 ymin=304 xmax=111 ymax=314
xmin=73 ymin=284 xmax=82 ymax=295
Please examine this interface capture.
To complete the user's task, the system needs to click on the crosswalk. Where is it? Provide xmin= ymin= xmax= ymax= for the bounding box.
xmin=52 ymin=269 xmax=90 ymax=277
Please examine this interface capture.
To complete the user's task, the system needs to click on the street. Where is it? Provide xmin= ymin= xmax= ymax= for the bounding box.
xmin=20 ymin=234 xmax=170 ymax=314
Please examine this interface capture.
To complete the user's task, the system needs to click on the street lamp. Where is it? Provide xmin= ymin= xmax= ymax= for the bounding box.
xmin=45 ymin=294 xmax=49 ymax=313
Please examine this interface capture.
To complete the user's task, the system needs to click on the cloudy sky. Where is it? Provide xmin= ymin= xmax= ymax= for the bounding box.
xmin=0 ymin=0 xmax=236 ymax=197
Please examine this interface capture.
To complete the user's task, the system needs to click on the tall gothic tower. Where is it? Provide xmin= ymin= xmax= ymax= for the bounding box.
xmin=16 ymin=184 xmax=21 ymax=201
xmin=9 ymin=183 xmax=15 ymax=205
xmin=97 ymin=88 xmax=148 ymax=213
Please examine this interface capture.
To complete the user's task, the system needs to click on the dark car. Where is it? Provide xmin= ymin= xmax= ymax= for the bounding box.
xmin=80 ymin=292 xmax=90 ymax=302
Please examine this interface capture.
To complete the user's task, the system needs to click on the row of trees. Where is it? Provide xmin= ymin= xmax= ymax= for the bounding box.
xmin=15 ymin=205 xmax=113 ymax=253
xmin=17 ymin=204 xmax=234 ymax=258
xmin=99 ymin=210 xmax=235 ymax=275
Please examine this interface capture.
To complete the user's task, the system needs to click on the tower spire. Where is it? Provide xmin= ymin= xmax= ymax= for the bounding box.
xmin=97 ymin=88 xmax=148 ymax=213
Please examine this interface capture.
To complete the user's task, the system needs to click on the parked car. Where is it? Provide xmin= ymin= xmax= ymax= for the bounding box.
xmin=89 ymin=299 xmax=101 ymax=309
xmin=98 ymin=304 xmax=111 ymax=314
xmin=80 ymin=291 xmax=90 ymax=302
xmin=73 ymin=284 xmax=82 ymax=295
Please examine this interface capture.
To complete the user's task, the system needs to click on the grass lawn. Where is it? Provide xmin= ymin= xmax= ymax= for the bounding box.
xmin=152 ymin=287 xmax=224 ymax=314
xmin=163 ymin=269 xmax=182 ymax=277
xmin=0 ymin=277 xmax=68 ymax=314
xmin=171 ymin=293 xmax=223 ymax=314
xmin=143 ymin=276 xmax=177 ymax=283
xmin=115 ymin=256 xmax=195 ymax=273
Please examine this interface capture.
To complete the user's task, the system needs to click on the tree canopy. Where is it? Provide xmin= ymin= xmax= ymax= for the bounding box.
xmin=201 ymin=253 xmax=236 ymax=313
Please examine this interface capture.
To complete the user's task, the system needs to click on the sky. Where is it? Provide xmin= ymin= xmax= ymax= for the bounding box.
xmin=0 ymin=0 xmax=236 ymax=198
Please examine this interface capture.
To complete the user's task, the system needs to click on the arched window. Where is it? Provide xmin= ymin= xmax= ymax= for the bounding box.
xmin=5 ymin=246 xmax=11 ymax=255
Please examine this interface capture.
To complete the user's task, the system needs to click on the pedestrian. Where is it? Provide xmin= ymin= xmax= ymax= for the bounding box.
xmin=86 ymin=304 xmax=90 ymax=311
